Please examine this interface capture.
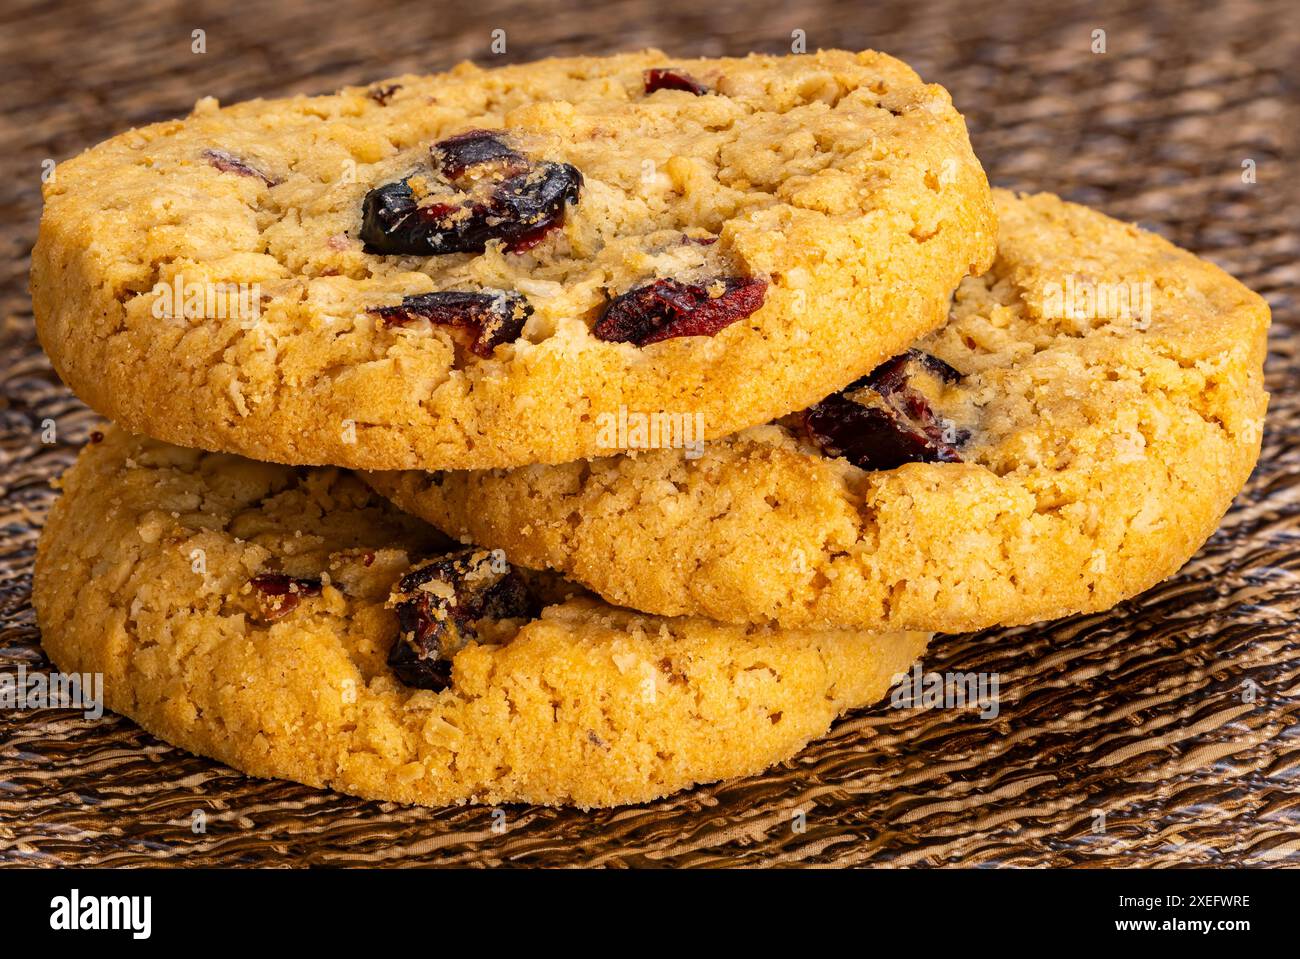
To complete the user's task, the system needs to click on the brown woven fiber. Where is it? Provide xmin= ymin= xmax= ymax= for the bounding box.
xmin=0 ymin=0 xmax=1296 ymax=866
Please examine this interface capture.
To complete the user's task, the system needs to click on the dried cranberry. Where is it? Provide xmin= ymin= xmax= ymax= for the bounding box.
xmin=359 ymin=181 xmax=422 ymax=251
xmin=386 ymin=550 xmax=536 ymax=691
xmin=249 ymin=572 xmax=323 ymax=621
xmin=368 ymin=83 xmax=401 ymax=105
xmin=433 ymin=129 xmax=527 ymax=180
xmin=359 ymin=131 xmax=582 ymax=256
xmin=371 ymin=290 xmax=532 ymax=357
xmin=644 ymin=68 xmax=709 ymax=96
xmin=501 ymin=218 xmax=561 ymax=254
xmin=866 ymin=350 xmax=963 ymax=393
xmin=593 ymin=277 xmax=767 ymax=346
xmin=802 ymin=350 xmax=966 ymax=471
xmin=202 ymin=149 xmax=279 ymax=186
xmin=487 ymin=164 xmax=583 ymax=251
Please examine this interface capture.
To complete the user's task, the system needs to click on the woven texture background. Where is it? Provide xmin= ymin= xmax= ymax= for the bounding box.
xmin=1 ymin=0 xmax=1297 ymax=867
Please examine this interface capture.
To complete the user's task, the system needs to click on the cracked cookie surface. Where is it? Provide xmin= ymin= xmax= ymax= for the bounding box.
xmin=32 ymin=49 xmax=994 ymax=470
xmin=32 ymin=428 xmax=927 ymax=808
xmin=368 ymin=190 xmax=1270 ymax=632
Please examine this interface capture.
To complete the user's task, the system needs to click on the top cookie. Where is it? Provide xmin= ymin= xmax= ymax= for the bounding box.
xmin=368 ymin=190 xmax=1270 ymax=632
xmin=33 ymin=49 xmax=994 ymax=470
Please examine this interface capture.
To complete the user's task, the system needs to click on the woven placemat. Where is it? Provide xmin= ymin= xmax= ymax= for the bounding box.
xmin=1 ymin=0 xmax=1297 ymax=867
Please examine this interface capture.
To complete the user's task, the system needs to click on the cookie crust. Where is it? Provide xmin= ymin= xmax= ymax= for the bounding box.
xmin=33 ymin=429 xmax=926 ymax=808
xmin=369 ymin=190 xmax=1270 ymax=632
xmin=32 ymin=49 xmax=994 ymax=471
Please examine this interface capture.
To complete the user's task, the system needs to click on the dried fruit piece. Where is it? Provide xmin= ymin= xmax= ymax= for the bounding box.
xmin=202 ymin=149 xmax=280 ymax=186
xmin=501 ymin=218 xmax=562 ymax=254
xmin=386 ymin=550 xmax=536 ymax=691
xmin=802 ymin=350 xmax=966 ymax=470
xmin=358 ymin=180 xmax=424 ymax=252
xmin=368 ymin=83 xmax=401 ymax=105
xmin=360 ymin=131 xmax=582 ymax=256
xmin=644 ymin=68 xmax=709 ymax=95
xmin=865 ymin=350 xmax=963 ymax=394
xmin=248 ymin=572 xmax=323 ymax=621
xmin=485 ymin=163 xmax=583 ymax=252
xmin=433 ymin=129 xmax=527 ymax=180
xmin=592 ymin=277 xmax=767 ymax=346
xmin=371 ymin=290 xmax=532 ymax=357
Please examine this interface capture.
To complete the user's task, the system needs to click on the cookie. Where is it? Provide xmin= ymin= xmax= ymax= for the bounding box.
xmin=368 ymin=190 xmax=1270 ymax=632
xmin=32 ymin=429 xmax=927 ymax=808
xmin=32 ymin=49 xmax=994 ymax=471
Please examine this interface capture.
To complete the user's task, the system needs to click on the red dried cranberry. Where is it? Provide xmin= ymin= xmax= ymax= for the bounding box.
xmin=248 ymin=572 xmax=323 ymax=621
xmin=502 ymin=219 xmax=562 ymax=254
xmin=802 ymin=350 xmax=966 ymax=471
xmin=371 ymin=290 xmax=532 ymax=357
xmin=249 ymin=572 xmax=324 ymax=596
xmin=359 ymin=131 xmax=582 ymax=256
xmin=644 ymin=68 xmax=709 ymax=96
xmin=592 ymin=277 xmax=767 ymax=346
xmin=202 ymin=149 xmax=280 ymax=186
xmin=387 ymin=550 xmax=536 ymax=691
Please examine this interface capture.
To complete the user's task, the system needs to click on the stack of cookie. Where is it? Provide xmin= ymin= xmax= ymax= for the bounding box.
xmin=30 ymin=51 xmax=1268 ymax=808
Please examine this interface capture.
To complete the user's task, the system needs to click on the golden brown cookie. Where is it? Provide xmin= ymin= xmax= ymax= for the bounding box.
xmin=368 ymin=190 xmax=1270 ymax=631
xmin=32 ymin=49 xmax=994 ymax=470
xmin=32 ymin=429 xmax=927 ymax=808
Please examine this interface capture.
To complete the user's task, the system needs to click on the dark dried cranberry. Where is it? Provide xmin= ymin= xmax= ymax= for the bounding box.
xmin=359 ymin=131 xmax=582 ymax=256
xmin=388 ymin=647 xmax=452 ymax=690
xmin=371 ymin=290 xmax=532 ymax=357
xmin=249 ymin=572 xmax=323 ymax=621
xmin=433 ymin=129 xmax=527 ymax=181
xmin=387 ymin=550 xmax=537 ymax=691
xmin=486 ymin=163 xmax=583 ymax=251
xmin=202 ymin=149 xmax=279 ymax=186
xmin=593 ymin=277 xmax=767 ymax=346
xmin=802 ymin=350 xmax=966 ymax=471
xmin=359 ymin=180 xmax=422 ymax=252
xmin=368 ymin=83 xmax=401 ymax=105
xmin=866 ymin=350 xmax=963 ymax=394
xmin=359 ymin=166 xmax=581 ymax=255
xmin=644 ymin=68 xmax=709 ymax=96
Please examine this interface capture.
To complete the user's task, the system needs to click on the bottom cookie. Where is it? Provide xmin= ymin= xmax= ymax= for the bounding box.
xmin=32 ymin=429 xmax=927 ymax=808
